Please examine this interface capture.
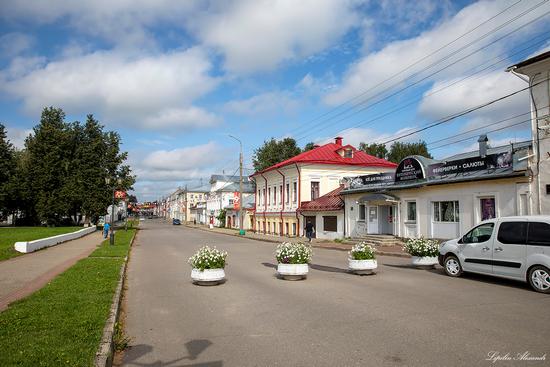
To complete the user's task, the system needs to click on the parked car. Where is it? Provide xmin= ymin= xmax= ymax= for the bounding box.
xmin=439 ymin=216 xmax=550 ymax=293
xmin=172 ymin=219 xmax=181 ymax=225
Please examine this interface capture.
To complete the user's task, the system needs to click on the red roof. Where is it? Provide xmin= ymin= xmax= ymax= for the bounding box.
xmin=299 ymin=185 xmax=344 ymax=212
xmin=253 ymin=138 xmax=396 ymax=175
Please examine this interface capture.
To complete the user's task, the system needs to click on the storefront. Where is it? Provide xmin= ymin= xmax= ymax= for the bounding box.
xmin=343 ymin=138 xmax=532 ymax=240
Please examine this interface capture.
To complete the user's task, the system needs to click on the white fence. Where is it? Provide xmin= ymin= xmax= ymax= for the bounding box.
xmin=14 ymin=227 xmax=97 ymax=253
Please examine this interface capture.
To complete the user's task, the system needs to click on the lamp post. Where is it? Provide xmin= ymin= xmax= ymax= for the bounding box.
xmin=228 ymin=134 xmax=244 ymax=235
xmin=105 ymin=177 xmax=122 ymax=245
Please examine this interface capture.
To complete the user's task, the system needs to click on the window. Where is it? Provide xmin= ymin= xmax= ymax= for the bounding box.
xmin=293 ymin=182 xmax=297 ymax=203
xmin=263 ymin=189 xmax=266 ymax=203
xmin=497 ymin=222 xmax=527 ymax=244
xmin=406 ymin=201 xmax=416 ymax=222
xmin=344 ymin=149 xmax=353 ymax=158
xmin=286 ymin=183 xmax=290 ymax=204
xmin=527 ymin=222 xmax=550 ymax=246
xmin=268 ymin=188 xmax=271 ymax=206
xmin=311 ymin=181 xmax=320 ymax=200
xmin=433 ymin=201 xmax=459 ymax=222
xmin=292 ymin=223 xmax=297 ymax=235
xmin=359 ymin=204 xmax=366 ymax=220
xmin=229 ymin=199 xmax=234 ymax=205
xmin=462 ymin=223 xmax=494 ymax=244
xmin=273 ymin=187 xmax=277 ymax=205
xmin=547 ymin=184 xmax=550 ymax=195
xmin=279 ymin=185 xmax=282 ymax=204
xmin=323 ymin=216 xmax=337 ymax=232
xmin=480 ymin=197 xmax=496 ymax=221
xmin=285 ymin=222 xmax=289 ymax=235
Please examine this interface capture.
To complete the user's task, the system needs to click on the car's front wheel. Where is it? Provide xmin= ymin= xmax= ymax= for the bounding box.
xmin=528 ymin=266 xmax=550 ymax=294
xmin=444 ymin=255 xmax=463 ymax=277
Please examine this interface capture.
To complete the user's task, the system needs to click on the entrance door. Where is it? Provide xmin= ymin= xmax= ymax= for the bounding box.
xmin=367 ymin=206 xmax=378 ymax=234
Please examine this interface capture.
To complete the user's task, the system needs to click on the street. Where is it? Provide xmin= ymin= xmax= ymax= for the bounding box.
xmin=121 ymin=220 xmax=550 ymax=367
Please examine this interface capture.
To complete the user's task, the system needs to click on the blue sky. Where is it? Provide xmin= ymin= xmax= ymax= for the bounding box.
xmin=1 ymin=0 xmax=549 ymax=201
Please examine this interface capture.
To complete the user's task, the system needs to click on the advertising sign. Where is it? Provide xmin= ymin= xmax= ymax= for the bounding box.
xmin=114 ymin=190 xmax=126 ymax=199
xmin=427 ymin=152 xmax=512 ymax=177
xmin=233 ymin=191 xmax=240 ymax=210
xmin=395 ymin=157 xmax=425 ymax=182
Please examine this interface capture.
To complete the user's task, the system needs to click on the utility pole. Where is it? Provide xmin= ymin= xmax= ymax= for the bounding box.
xmin=229 ymin=135 xmax=245 ymax=235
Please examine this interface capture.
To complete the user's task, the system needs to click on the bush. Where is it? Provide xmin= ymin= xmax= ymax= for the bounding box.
xmin=403 ymin=237 xmax=439 ymax=257
xmin=188 ymin=246 xmax=228 ymax=270
xmin=349 ymin=242 xmax=376 ymax=260
xmin=276 ymin=242 xmax=312 ymax=264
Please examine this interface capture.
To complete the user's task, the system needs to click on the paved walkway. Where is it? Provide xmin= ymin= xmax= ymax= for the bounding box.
xmin=0 ymin=230 xmax=103 ymax=311
xmin=185 ymin=223 xmax=409 ymax=257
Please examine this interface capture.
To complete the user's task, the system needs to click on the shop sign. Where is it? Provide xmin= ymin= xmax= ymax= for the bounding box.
xmin=395 ymin=157 xmax=425 ymax=182
xmin=428 ymin=152 xmax=512 ymax=177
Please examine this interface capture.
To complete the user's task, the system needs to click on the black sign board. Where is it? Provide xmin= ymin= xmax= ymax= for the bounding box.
xmin=428 ymin=152 xmax=512 ymax=177
xmin=358 ymin=172 xmax=395 ymax=185
xmin=395 ymin=157 xmax=425 ymax=182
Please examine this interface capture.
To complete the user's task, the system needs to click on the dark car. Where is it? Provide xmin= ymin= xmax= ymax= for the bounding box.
xmin=172 ymin=219 xmax=181 ymax=225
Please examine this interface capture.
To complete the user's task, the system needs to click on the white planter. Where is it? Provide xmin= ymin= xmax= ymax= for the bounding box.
xmin=277 ymin=263 xmax=308 ymax=280
xmin=348 ymin=259 xmax=377 ymax=275
xmin=191 ymin=268 xmax=225 ymax=285
xmin=411 ymin=256 xmax=438 ymax=267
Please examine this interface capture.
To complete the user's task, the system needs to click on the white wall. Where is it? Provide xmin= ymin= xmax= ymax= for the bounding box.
xmin=311 ymin=211 xmax=344 ymax=240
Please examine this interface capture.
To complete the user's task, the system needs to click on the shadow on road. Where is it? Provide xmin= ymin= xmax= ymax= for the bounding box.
xmin=309 ymin=263 xmax=348 ymax=274
xmin=425 ymin=268 xmax=532 ymax=292
xmin=261 ymin=262 xmax=277 ymax=269
xmin=122 ymin=339 xmax=223 ymax=367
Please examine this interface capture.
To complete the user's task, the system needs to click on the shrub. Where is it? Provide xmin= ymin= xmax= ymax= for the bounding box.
xmin=349 ymin=242 xmax=376 ymax=260
xmin=188 ymin=246 xmax=228 ymax=270
xmin=276 ymin=242 xmax=312 ymax=264
xmin=403 ymin=237 xmax=439 ymax=257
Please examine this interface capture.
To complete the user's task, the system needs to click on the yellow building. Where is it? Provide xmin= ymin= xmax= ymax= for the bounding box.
xmin=250 ymin=137 xmax=396 ymax=237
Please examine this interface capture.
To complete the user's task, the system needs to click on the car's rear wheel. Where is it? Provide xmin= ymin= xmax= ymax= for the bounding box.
xmin=528 ymin=266 xmax=550 ymax=294
xmin=444 ymin=255 xmax=463 ymax=277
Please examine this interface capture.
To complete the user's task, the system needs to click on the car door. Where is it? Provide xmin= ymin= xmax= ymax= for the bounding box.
xmin=492 ymin=220 xmax=527 ymax=279
xmin=458 ymin=222 xmax=495 ymax=274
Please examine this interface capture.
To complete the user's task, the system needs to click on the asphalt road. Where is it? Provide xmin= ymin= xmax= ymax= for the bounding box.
xmin=121 ymin=220 xmax=550 ymax=367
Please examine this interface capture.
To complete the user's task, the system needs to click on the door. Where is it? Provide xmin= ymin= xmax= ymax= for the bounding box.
xmin=492 ymin=220 xmax=527 ymax=279
xmin=367 ymin=206 xmax=378 ymax=234
xmin=459 ymin=222 xmax=495 ymax=274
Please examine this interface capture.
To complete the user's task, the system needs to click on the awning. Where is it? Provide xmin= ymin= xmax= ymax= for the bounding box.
xmin=357 ymin=193 xmax=399 ymax=203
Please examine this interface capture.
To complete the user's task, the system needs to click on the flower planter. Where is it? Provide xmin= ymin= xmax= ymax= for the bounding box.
xmin=411 ymin=256 xmax=438 ymax=268
xmin=277 ymin=263 xmax=308 ymax=280
xmin=348 ymin=259 xmax=377 ymax=275
xmin=191 ymin=268 xmax=225 ymax=286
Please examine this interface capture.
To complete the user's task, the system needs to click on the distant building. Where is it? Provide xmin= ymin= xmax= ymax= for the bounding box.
xmin=206 ymin=174 xmax=255 ymax=227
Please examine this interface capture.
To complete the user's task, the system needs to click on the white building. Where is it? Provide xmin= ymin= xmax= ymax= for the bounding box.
xmin=206 ymin=174 xmax=255 ymax=227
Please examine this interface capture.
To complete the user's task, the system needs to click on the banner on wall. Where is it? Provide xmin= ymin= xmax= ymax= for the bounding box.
xmin=233 ymin=192 xmax=240 ymax=210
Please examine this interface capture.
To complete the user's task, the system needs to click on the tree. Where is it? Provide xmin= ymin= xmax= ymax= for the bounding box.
xmin=386 ymin=141 xmax=432 ymax=164
xmin=253 ymin=138 xmax=302 ymax=172
xmin=303 ymin=142 xmax=316 ymax=152
xmin=0 ymin=123 xmax=16 ymax=220
xmin=359 ymin=142 xmax=388 ymax=159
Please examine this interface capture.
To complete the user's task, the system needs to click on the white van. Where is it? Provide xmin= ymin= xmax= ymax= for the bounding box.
xmin=438 ymin=216 xmax=550 ymax=293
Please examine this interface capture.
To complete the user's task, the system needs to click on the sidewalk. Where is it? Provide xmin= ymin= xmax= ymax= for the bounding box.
xmin=0 ymin=230 xmax=103 ymax=311
xmin=185 ymin=223 xmax=409 ymax=257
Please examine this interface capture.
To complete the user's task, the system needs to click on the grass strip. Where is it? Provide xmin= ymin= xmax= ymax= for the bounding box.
xmin=0 ymin=229 xmax=136 ymax=366
xmin=0 ymin=227 xmax=81 ymax=262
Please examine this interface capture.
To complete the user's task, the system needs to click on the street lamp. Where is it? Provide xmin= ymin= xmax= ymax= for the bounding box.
xmin=105 ymin=176 xmax=123 ymax=245
xmin=228 ymin=134 xmax=244 ymax=235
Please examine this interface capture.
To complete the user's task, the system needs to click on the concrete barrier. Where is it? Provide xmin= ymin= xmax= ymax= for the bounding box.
xmin=14 ymin=227 xmax=97 ymax=253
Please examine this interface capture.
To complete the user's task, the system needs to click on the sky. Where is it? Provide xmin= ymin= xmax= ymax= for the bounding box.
xmin=1 ymin=0 xmax=549 ymax=202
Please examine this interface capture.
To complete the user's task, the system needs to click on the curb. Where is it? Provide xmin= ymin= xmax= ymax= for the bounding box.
xmin=94 ymin=229 xmax=137 ymax=367
xmin=186 ymin=225 xmax=411 ymax=258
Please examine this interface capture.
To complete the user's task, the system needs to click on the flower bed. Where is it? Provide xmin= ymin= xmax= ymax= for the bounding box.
xmin=402 ymin=237 xmax=439 ymax=257
xmin=188 ymin=246 xmax=228 ymax=271
xmin=276 ymin=242 xmax=312 ymax=264
xmin=349 ymin=242 xmax=376 ymax=260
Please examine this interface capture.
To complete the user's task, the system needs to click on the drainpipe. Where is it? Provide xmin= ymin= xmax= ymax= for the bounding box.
xmin=260 ymin=173 xmax=268 ymax=234
xmin=294 ymin=163 xmax=301 ymax=236
xmin=251 ymin=176 xmax=257 ymax=233
xmin=276 ymin=169 xmax=285 ymax=236
xmin=509 ymin=68 xmax=542 ymax=215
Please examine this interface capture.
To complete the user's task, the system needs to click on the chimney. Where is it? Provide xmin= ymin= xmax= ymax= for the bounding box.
xmin=335 ymin=136 xmax=343 ymax=146
xmin=478 ymin=134 xmax=488 ymax=158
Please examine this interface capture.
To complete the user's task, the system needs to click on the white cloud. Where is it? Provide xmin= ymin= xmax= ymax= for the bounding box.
xmin=312 ymin=126 xmax=418 ymax=148
xmin=325 ymin=0 xmax=548 ymax=105
xmin=224 ymin=92 xmax=299 ymax=117
xmin=0 ymin=33 xmax=34 ymax=58
xmin=5 ymin=126 xmax=33 ymax=149
xmin=0 ymin=48 xmax=220 ymax=130
xmin=189 ymin=0 xmax=361 ymax=73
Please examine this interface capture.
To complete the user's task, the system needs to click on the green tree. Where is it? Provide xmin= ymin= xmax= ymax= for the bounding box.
xmin=387 ymin=141 xmax=432 ymax=163
xmin=0 ymin=123 xmax=16 ymax=220
xmin=303 ymin=142 xmax=316 ymax=152
xmin=359 ymin=142 xmax=388 ymax=159
xmin=253 ymin=138 xmax=302 ymax=172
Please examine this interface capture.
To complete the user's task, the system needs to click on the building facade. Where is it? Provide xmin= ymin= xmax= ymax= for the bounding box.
xmin=250 ymin=137 xmax=396 ymax=237
xmin=206 ymin=174 xmax=255 ymax=227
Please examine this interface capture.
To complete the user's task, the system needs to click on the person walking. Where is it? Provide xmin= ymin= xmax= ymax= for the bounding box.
xmin=103 ymin=222 xmax=110 ymax=239
xmin=305 ymin=221 xmax=314 ymax=242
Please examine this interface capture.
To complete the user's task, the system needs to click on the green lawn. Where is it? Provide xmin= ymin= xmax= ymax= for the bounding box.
xmin=0 ymin=229 xmax=136 ymax=366
xmin=0 ymin=227 xmax=81 ymax=262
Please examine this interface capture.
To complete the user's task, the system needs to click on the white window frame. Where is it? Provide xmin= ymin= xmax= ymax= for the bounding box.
xmin=432 ymin=200 xmax=460 ymax=223
xmin=473 ymin=192 xmax=499 ymax=224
